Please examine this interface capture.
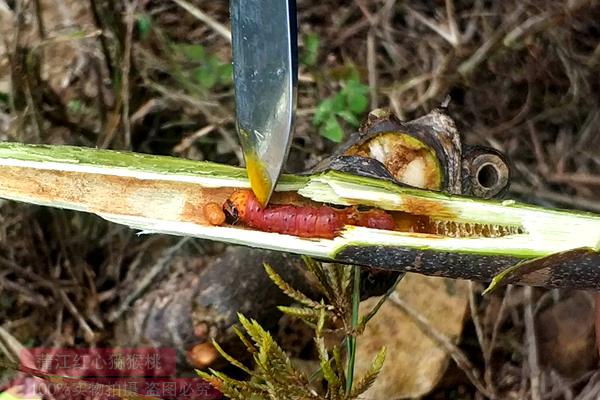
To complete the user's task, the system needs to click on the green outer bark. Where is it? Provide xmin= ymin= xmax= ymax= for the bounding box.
xmin=0 ymin=142 xmax=307 ymax=190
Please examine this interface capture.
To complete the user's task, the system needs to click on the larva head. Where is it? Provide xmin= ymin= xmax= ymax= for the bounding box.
xmin=223 ymin=190 xmax=253 ymax=222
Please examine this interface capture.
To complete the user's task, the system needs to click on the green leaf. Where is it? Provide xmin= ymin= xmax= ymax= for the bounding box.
xmin=313 ymin=98 xmax=334 ymax=125
xmin=219 ymin=63 xmax=233 ymax=85
xmin=332 ymin=345 xmax=346 ymax=395
xmin=349 ymin=346 xmax=386 ymax=399
xmin=331 ymin=92 xmax=346 ymax=113
xmin=336 ymin=110 xmax=360 ymax=127
xmin=233 ymin=326 xmax=257 ymax=355
xmin=345 ymin=265 xmax=361 ymax=395
xmin=316 ymin=303 xmax=326 ymax=334
xmin=325 ymin=263 xmax=351 ymax=301
xmin=204 ymin=369 xmax=268 ymax=399
xmin=344 ymin=82 xmax=369 ymax=115
xmin=180 ymin=44 xmax=206 ymax=61
xmin=347 ymin=66 xmax=361 ymax=82
xmin=193 ymin=65 xmax=218 ymax=89
xmin=316 ymin=336 xmax=340 ymax=393
xmin=277 ymin=305 xmax=320 ymax=321
xmin=321 ymin=115 xmax=344 ymax=142
xmin=301 ymin=256 xmax=333 ymax=297
xmin=264 ymin=263 xmax=322 ymax=308
xmin=137 ymin=15 xmax=152 ymax=40
xmin=301 ymin=33 xmax=320 ymax=67
xmin=347 ymin=92 xmax=369 ymax=114
xmin=237 ymin=314 xmax=267 ymax=346
xmin=211 ymin=339 xmax=255 ymax=375
xmin=345 ymin=79 xmax=370 ymax=96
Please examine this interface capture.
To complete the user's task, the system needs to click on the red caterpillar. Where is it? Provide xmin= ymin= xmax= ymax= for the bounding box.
xmin=223 ymin=189 xmax=396 ymax=239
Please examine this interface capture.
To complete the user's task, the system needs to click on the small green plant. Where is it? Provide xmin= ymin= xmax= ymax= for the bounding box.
xmin=175 ymin=43 xmax=233 ymax=90
xmin=313 ymin=77 xmax=369 ymax=143
xmin=300 ymin=33 xmax=370 ymax=143
xmin=198 ymin=257 xmax=391 ymax=400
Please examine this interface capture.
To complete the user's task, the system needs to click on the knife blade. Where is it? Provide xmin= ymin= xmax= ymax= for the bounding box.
xmin=230 ymin=0 xmax=298 ymax=206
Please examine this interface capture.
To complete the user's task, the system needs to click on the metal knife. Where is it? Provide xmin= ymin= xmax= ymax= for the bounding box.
xmin=230 ymin=0 xmax=298 ymax=206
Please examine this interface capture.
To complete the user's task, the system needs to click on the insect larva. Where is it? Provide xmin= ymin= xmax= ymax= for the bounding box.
xmin=223 ymin=190 xmax=396 ymax=239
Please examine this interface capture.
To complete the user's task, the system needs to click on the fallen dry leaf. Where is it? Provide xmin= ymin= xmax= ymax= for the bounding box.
xmin=354 ymin=273 xmax=470 ymax=399
xmin=537 ymin=291 xmax=597 ymax=377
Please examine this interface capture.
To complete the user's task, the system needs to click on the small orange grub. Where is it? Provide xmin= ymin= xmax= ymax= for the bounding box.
xmin=203 ymin=202 xmax=226 ymax=226
xmin=188 ymin=342 xmax=219 ymax=369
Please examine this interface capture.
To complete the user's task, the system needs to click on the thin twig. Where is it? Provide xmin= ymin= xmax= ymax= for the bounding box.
xmin=484 ymin=285 xmax=513 ymax=395
xmin=0 ymin=256 xmax=56 ymax=289
xmin=360 ymin=273 xmax=404 ymax=329
xmin=0 ymin=278 xmax=50 ymax=306
xmin=389 ymin=291 xmax=493 ymax=398
xmin=33 ymin=0 xmax=46 ymax=40
xmin=524 ymin=286 xmax=542 ymax=400
xmin=445 ymin=0 xmax=461 ymax=46
xmin=89 ymin=0 xmax=115 ymax=81
xmin=503 ymin=0 xmax=593 ymax=48
xmin=366 ymin=29 xmax=378 ymax=109
xmin=546 ymin=173 xmax=600 ymax=187
xmin=458 ymin=6 xmax=525 ymax=76
xmin=0 ymin=326 xmax=25 ymax=362
xmin=469 ymin=281 xmax=497 ymax=398
xmin=108 ymin=238 xmax=189 ymax=322
xmin=171 ymin=0 xmax=231 ymax=42
xmin=121 ymin=0 xmax=137 ymax=148
xmin=406 ymin=6 xmax=458 ymax=47
xmin=58 ymin=289 xmax=96 ymax=343
xmin=510 ymin=182 xmax=600 ymax=213
xmin=174 ymin=124 xmax=215 ymax=153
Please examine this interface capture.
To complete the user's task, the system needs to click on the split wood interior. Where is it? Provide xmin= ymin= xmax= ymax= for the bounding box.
xmin=0 ymin=167 xmax=523 ymax=238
